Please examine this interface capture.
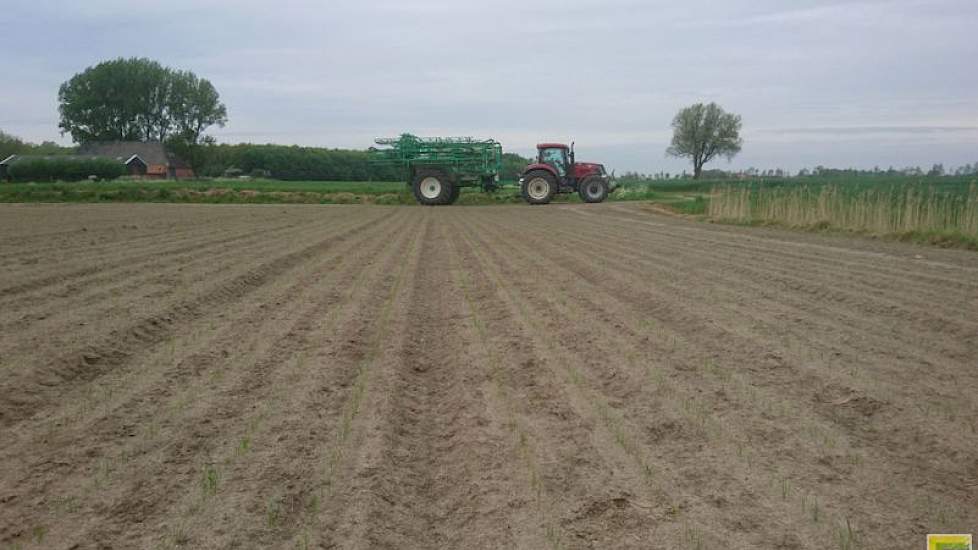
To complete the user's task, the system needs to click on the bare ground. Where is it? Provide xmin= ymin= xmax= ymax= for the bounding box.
xmin=0 ymin=202 xmax=976 ymax=550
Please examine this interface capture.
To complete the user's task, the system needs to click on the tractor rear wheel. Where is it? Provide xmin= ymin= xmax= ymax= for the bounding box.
xmin=521 ymin=171 xmax=557 ymax=205
xmin=579 ymin=177 xmax=609 ymax=203
xmin=412 ymin=170 xmax=452 ymax=205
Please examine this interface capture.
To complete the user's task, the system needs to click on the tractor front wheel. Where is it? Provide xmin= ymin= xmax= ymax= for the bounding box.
xmin=578 ymin=177 xmax=609 ymax=203
xmin=412 ymin=170 xmax=453 ymax=205
xmin=521 ymin=171 xmax=556 ymax=205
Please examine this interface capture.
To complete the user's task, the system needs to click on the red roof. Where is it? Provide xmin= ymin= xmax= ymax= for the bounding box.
xmin=536 ymin=142 xmax=569 ymax=149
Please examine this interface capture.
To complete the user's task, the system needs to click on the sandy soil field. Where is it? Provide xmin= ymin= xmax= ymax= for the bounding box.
xmin=0 ymin=203 xmax=976 ymax=550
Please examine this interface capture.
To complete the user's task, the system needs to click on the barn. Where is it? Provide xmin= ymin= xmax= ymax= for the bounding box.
xmin=77 ymin=141 xmax=194 ymax=179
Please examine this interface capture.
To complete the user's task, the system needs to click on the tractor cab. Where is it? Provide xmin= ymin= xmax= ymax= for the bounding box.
xmin=519 ymin=141 xmax=613 ymax=204
xmin=537 ymin=143 xmax=571 ymax=179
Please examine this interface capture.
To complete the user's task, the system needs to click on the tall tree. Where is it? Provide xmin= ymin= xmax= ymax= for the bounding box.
xmin=167 ymin=71 xmax=227 ymax=146
xmin=666 ymin=102 xmax=742 ymax=179
xmin=57 ymin=57 xmax=226 ymax=148
xmin=164 ymin=71 xmax=228 ymax=174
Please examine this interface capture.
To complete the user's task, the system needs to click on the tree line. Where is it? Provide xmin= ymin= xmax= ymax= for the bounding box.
xmin=3 ymin=157 xmax=126 ymax=182
xmin=196 ymin=144 xmax=531 ymax=182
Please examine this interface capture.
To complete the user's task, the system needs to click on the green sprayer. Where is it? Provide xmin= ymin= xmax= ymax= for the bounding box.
xmin=368 ymin=134 xmax=502 ymax=205
xmin=369 ymin=133 xmax=613 ymax=205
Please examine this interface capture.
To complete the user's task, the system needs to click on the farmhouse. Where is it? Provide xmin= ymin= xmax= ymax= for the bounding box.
xmin=77 ymin=141 xmax=193 ymax=179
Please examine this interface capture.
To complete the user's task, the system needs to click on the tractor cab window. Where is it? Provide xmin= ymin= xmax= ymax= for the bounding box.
xmin=540 ymin=147 xmax=568 ymax=177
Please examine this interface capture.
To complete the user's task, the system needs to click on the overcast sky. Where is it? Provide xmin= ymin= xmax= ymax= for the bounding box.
xmin=2 ymin=0 xmax=977 ymax=173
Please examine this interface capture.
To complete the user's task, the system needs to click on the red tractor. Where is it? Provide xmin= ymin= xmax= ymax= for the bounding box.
xmin=519 ymin=142 xmax=613 ymax=205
